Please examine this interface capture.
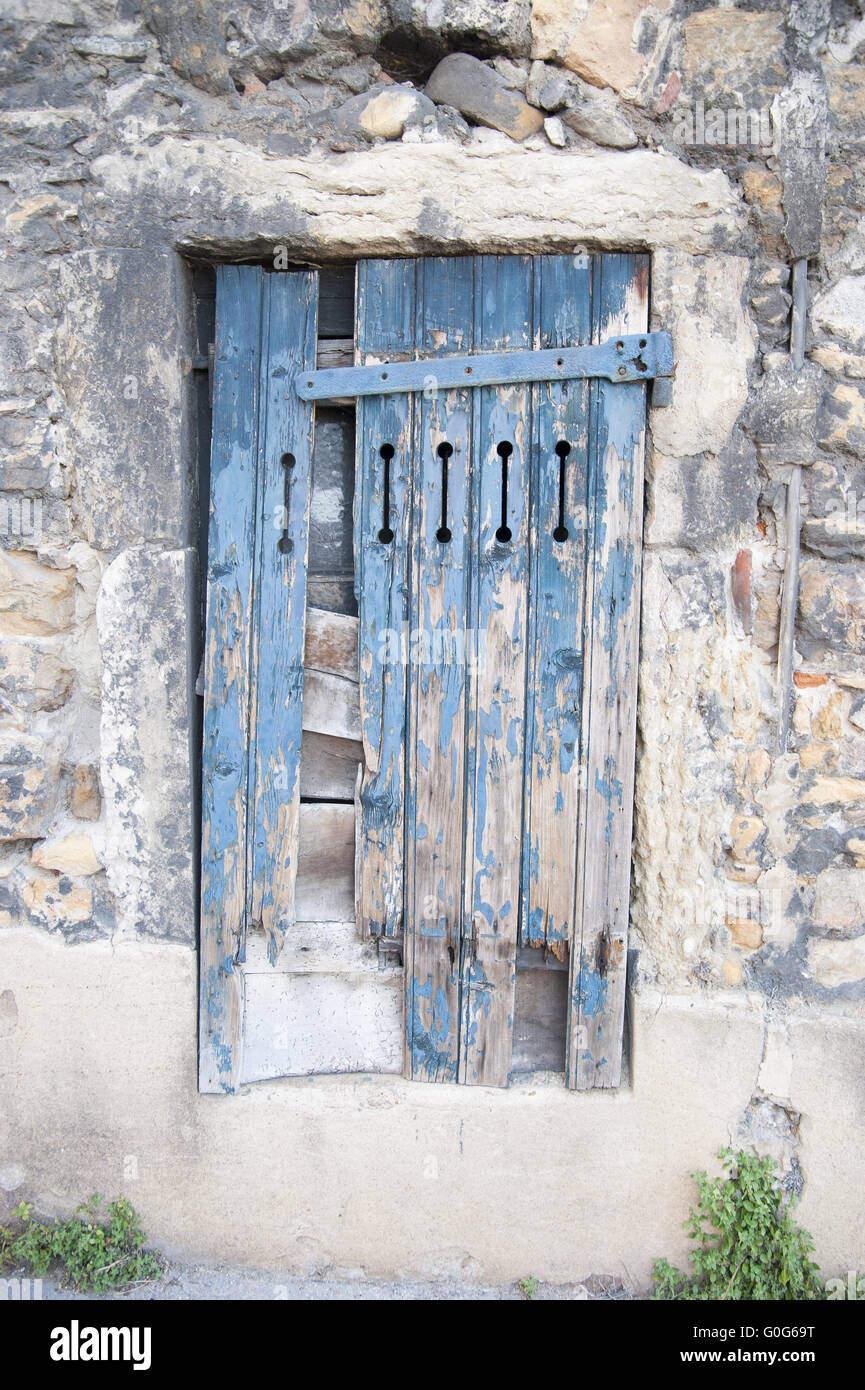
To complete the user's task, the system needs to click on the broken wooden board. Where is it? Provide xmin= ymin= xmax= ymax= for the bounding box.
xmin=569 ymin=253 xmax=648 ymax=1091
xmin=241 ymin=970 xmax=403 ymax=1082
xmin=459 ymin=255 xmax=532 ymax=1087
xmin=404 ymin=256 xmax=473 ymax=1082
xmin=522 ymin=255 xmax=592 ymax=962
xmin=247 ymin=271 xmax=318 ymax=967
xmin=199 ymin=265 xmax=264 ymax=1095
xmin=354 ymin=259 xmax=415 ymax=940
xmin=300 ymin=730 xmax=362 ymax=801
xmin=244 ymin=918 xmax=383 ymax=974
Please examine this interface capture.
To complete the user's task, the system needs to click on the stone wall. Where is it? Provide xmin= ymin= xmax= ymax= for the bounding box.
xmin=1 ymin=0 xmax=864 ymax=1280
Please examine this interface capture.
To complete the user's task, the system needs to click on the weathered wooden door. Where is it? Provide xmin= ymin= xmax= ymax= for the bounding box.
xmin=354 ymin=254 xmax=650 ymax=1090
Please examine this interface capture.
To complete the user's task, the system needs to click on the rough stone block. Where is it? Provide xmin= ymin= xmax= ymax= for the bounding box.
xmin=57 ymin=251 xmax=187 ymax=550
xmin=819 ymin=381 xmax=865 ymax=457
xmin=332 ymin=83 xmax=435 ymax=141
xmin=392 ymin=0 xmax=531 ymax=57
xmin=0 ymin=731 xmax=64 ymax=842
xmin=0 ymin=639 xmax=72 ymax=714
xmin=32 ymin=831 xmax=100 ymax=877
xmin=650 ymin=253 xmax=756 ymax=458
xmin=744 ymin=359 xmax=823 ymax=469
xmin=645 ymin=431 xmax=759 ymax=549
xmin=683 ymin=8 xmax=786 ymax=109
xmin=813 ymin=274 xmax=865 ymax=351
xmin=530 ymin=0 xmax=662 ymax=94
xmin=771 ymin=70 xmax=828 ymax=259
xmin=90 ymin=137 xmax=744 ymax=257
xmin=807 ymin=933 xmax=865 ymax=987
xmin=0 ymin=550 xmax=75 ymax=637
xmin=141 ymin=0 xmax=233 ymax=94
xmin=812 ymin=865 xmax=865 ymax=933
xmin=560 ymin=83 xmax=637 ymax=149
xmin=97 ymin=547 xmax=196 ymax=943
xmin=426 ymin=53 xmax=544 ymax=140
xmin=798 ymin=559 xmax=865 ymax=660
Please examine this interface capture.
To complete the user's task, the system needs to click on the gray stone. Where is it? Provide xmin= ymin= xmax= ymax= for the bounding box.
xmin=72 ymin=36 xmax=150 ymax=61
xmin=798 ymin=559 xmax=865 ymax=660
xmin=491 ymin=56 xmax=528 ymax=91
xmin=813 ymin=276 xmax=865 ymax=351
xmin=332 ymin=83 xmax=435 ymax=141
xmin=543 ymin=115 xmax=566 ymax=147
xmin=772 ymin=70 xmax=828 ymax=259
xmin=0 ymin=641 xmax=72 ymax=715
xmin=560 ymin=85 xmax=638 ymax=150
xmin=526 ymin=63 xmax=638 ymax=146
xmin=819 ymin=380 xmax=865 ymax=459
xmin=425 ymin=53 xmax=544 ymax=141
xmin=646 ymin=431 xmax=760 ymax=550
xmin=744 ymin=359 xmax=823 ymax=469
xmin=57 ymin=251 xmax=187 ymax=549
xmin=389 ymin=0 xmax=531 ymax=58
xmin=683 ymin=8 xmax=787 ymax=112
xmin=141 ymin=0 xmax=233 ymax=94
xmin=537 ymin=74 xmax=573 ymax=113
xmin=97 ymin=547 xmax=197 ymax=945
xmin=790 ymin=828 xmax=844 ymax=876
xmin=0 ymin=731 xmax=64 ymax=843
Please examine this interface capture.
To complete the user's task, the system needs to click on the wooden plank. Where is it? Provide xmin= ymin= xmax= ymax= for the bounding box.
xmin=404 ymin=256 xmax=474 ymax=1083
xmin=569 ymin=253 xmax=649 ymax=1090
xmin=296 ymin=800 xmax=356 ymax=921
xmin=244 ymin=918 xmax=387 ymax=975
xmin=317 ymin=263 xmax=355 ymax=338
xmin=460 ymin=255 xmax=533 ymax=1087
xmin=199 ymin=264 xmax=263 ymax=1093
xmin=302 ymin=668 xmax=361 ymax=741
xmin=309 ymin=407 xmax=355 ymax=575
xmin=354 ymin=259 xmax=415 ymax=939
xmin=241 ymin=971 xmax=403 ymax=1082
xmin=304 ymin=606 xmax=358 ymax=681
xmin=300 ymin=730 xmax=362 ymax=801
xmin=316 ymin=338 xmax=353 ymax=370
xmin=511 ymin=969 xmax=568 ymax=1074
xmin=247 ymin=271 xmax=318 ymax=966
xmin=522 ymin=255 xmax=593 ymax=960
xmin=307 ymin=575 xmax=356 ymax=616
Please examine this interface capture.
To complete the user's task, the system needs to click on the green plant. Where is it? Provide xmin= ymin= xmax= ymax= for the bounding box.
xmin=0 ymin=1194 xmax=163 ymax=1294
xmin=519 ymin=1275 xmax=539 ymax=1299
xmin=653 ymin=1148 xmax=824 ymax=1301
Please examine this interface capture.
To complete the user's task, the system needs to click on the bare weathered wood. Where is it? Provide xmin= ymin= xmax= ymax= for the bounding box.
xmin=522 ymin=254 xmax=592 ymax=962
xmin=511 ymin=969 xmax=568 ymax=1074
xmin=355 ymin=260 xmax=415 ymax=940
xmin=316 ymin=337 xmax=353 ymax=370
xmin=199 ymin=265 xmax=263 ymax=1094
xmin=404 ymin=256 xmax=474 ymax=1082
xmin=302 ymin=669 xmax=361 ymax=741
xmin=297 ymin=801 xmax=356 ymax=920
xmin=244 ymin=918 xmax=386 ymax=974
xmin=300 ymin=730 xmax=362 ymax=801
xmin=304 ymin=606 xmax=358 ymax=681
xmin=569 ymin=253 xmax=649 ymax=1091
xmin=459 ymin=254 xmax=532 ymax=1087
xmin=241 ymin=970 xmax=403 ymax=1082
xmin=247 ymin=271 xmax=318 ymax=966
